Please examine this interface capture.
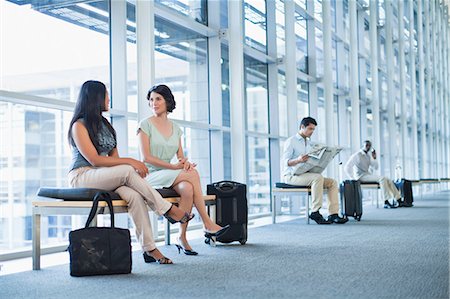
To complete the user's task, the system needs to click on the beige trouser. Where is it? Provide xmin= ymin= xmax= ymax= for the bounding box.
xmin=68 ymin=165 xmax=172 ymax=252
xmin=359 ymin=174 xmax=401 ymax=201
xmin=284 ymin=173 xmax=339 ymax=215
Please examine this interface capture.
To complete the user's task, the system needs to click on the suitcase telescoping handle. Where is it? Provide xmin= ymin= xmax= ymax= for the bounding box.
xmin=213 ymin=180 xmax=241 ymax=192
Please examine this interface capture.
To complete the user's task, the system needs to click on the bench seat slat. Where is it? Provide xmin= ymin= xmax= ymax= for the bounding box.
xmin=32 ymin=195 xmax=216 ymax=208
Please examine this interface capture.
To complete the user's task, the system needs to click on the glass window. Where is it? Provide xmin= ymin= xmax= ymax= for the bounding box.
xmin=0 ymin=1 xmax=110 ymax=101
xmin=315 ymin=27 xmax=324 ymax=78
xmin=180 ymin=128 xmax=211 ymax=192
xmin=295 ymin=17 xmax=308 ymax=73
xmin=295 ymin=0 xmax=307 ymax=10
xmin=223 ymin=132 xmax=232 ymax=181
xmin=155 ymin=0 xmax=207 ymax=25
xmin=247 ymin=136 xmax=270 ymax=215
xmin=317 ymin=86 xmax=326 ymax=143
xmin=0 ymin=102 xmax=72 ymax=252
xmin=221 ymin=47 xmax=231 ymax=127
xmin=275 ymin=0 xmax=286 ymax=59
xmin=297 ymin=80 xmax=309 ymax=117
xmin=244 ymin=0 xmax=267 ymax=53
xmin=314 ymin=0 xmax=323 ymax=24
xmin=278 ymin=73 xmax=288 ymax=137
xmin=245 ymin=57 xmax=269 ymax=134
xmin=154 ymin=19 xmax=209 ymax=123
xmin=126 ymin=2 xmax=138 ymax=113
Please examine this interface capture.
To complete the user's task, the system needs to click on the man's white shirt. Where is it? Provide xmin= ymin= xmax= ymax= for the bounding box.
xmin=344 ymin=149 xmax=379 ymax=180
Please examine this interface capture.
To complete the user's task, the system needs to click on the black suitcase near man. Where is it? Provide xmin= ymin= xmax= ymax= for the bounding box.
xmin=395 ymin=179 xmax=414 ymax=207
xmin=206 ymin=181 xmax=248 ymax=245
xmin=339 ymin=180 xmax=363 ymax=221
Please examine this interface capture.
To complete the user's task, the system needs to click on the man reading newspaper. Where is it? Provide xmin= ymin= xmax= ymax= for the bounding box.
xmin=282 ymin=117 xmax=347 ymax=224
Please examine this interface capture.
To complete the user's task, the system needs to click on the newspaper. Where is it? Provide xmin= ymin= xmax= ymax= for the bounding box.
xmin=293 ymin=144 xmax=342 ymax=175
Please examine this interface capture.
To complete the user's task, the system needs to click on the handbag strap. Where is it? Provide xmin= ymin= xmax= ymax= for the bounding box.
xmin=84 ymin=192 xmax=115 ymax=228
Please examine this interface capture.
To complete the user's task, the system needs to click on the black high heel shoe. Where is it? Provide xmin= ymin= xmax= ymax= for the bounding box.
xmin=204 ymin=224 xmax=231 ymax=238
xmin=175 ymin=243 xmax=198 ymax=256
xmin=143 ymin=251 xmax=173 ymax=264
xmin=164 ymin=205 xmax=195 ymax=224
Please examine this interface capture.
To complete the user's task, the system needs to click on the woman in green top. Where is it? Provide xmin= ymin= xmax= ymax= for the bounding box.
xmin=138 ymin=85 xmax=229 ymax=255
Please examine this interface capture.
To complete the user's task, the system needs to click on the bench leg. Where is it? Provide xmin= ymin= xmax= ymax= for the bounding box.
xmin=164 ymin=218 xmax=170 ymax=246
xmin=376 ymin=189 xmax=380 ymax=209
xmin=272 ymin=194 xmax=276 ymax=224
xmin=306 ymin=193 xmax=310 ymax=225
xmin=32 ymin=212 xmax=41 ymax=270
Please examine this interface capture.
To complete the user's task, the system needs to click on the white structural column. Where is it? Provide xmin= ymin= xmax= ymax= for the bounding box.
xmin=136 ymin=0 xmax=158 ymax=237
xmin=444 ymin=6 xmax=450 ymax=175
xmin=424 ymin=0 xmax=431 ymax=178
xmin=357 ymin=9 xmax=368 ymax=141
xmin=435 ymin=2 xmax=442 ymax=178
xmin=307 ymin=0 xmax=318 ymax=122
xmin=228 ymin=0 xmax=247 ymax=182
xmin=284 ymin=0 xmax=298 ymax=136
xmin=322 ymin=1 xmax=335 ymax=148
xmin=369 ymin=0 xmax=381 ymax=174
xmin=408 ymin=0 xmax=418 ymax=177
xmin=398 ymin=0 xmax=407 ymax=175
xmin=110 ymin=0 xmax=128 ymax=154
xmin=349 ymin=0 xmax=360 ymax=152
xmin=417 ymin=0 xmax=426 ymax=178
xmin=136 ymin=0 xmax=155 ymax=121
xmin=385 ymin=0 xmax=396 ymax=177
xmin=207 ymin=0 xmax=224 ymax=182
xmin=437 ymin=4 xmax=444 ymax=178
xmin=110 ymin=0 xmax=129 ymax=229
xmin=266 ymin=0 xmax=281 ymax=186
xmin=430 ymin=0 xmax=437 ymax=178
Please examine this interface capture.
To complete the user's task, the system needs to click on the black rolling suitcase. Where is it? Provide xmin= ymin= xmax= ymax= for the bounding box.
xmin=395 ymin=179 xmax=414 ymax=206
xmin=339 ymin=180 xmax=363 ymax=221
xmin=206 ymin=181 xmax=248 ymax=245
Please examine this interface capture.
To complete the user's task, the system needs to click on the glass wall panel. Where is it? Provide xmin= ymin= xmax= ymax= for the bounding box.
xmin=181 ymin=128 xmax=211 ymax=191
xmin=0 ymin=102 xmax=72 ymax=252
xmin=315 ymin=26 xmax=324 ymax=78
xmin=247 ymin=136 xmax=270 ymax=214
xmin=297 ymin=80 xmax=309 ymax=117
xmin=278 ymin=74 xmax=288 ymax=137
xmin=275 ymin=0 xmax=286 ymax=59
xmin=295 ymin=17 xmax=308 ymax=73
xmin=317 ymin=86 xmax=326 ymax=143
xmin=154 ymin=20 xmax=209 ymax=123
xmin=0 ymin=0 xmax=110 ymax=101
xmin=245 ymin=58 xmax=269 ymax=134
xmin=244 ymin=0 xmax=267 ymax=53
xmin=156 ymin=0 xmax=207 ymax=25
xmin=295 ymin=0 xmax=307 ymax=10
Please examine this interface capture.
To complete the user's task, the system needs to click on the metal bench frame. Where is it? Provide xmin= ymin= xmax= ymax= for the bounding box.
xmin=32 ymin=195 xmax=216 ymax=270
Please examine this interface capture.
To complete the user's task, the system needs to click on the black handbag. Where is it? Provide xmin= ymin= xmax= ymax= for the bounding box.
xmin=68 ymin=192 xmax=132 ymax=277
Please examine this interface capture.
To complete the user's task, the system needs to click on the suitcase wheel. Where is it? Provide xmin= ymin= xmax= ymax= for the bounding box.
xmin=239 ymin=239 xmax=247 ymax=245
xmin=355 ymin=216 xmax=361 ymax=221
xmin=204 ymin=238 xmax=210 ymax=245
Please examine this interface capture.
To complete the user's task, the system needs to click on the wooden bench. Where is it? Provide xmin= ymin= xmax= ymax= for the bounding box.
xmin=419 ymin=178 xmax=441 ymax=194
xmin=272 ymin=183 xmax=327 ymax=225
xmin=359 ymin=182 xmax=381 ymax=208
xmin=32 ymin=188 xmax=216 ymax=270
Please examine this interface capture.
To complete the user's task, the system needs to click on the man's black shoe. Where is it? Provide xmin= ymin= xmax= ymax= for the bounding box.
xmin=397 ymin=199 xmax=413 ymax=207
xmin=327 ymin=214 xmax=348 ymax=224
xmin=384 ymin=200 xmax=398 ymax=209
xmin=309 ymin=211 xmax=332 ymax=224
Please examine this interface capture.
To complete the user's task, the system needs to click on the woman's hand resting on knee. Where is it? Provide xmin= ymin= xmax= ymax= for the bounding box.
xmin=126 ymin=158 xmax=149 ymax=178
xmin=183 ymin=160 xmax=196 ymax=171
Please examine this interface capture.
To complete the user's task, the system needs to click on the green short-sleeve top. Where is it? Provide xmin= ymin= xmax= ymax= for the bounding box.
xmin=138 ymin=118 xmax=183 ymax=173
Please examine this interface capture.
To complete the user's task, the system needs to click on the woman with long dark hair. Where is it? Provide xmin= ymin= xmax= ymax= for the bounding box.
xmin=68 ymin=80 xmax=193 ymax=264
xmin=138 ymin=84 xmax=229 ymax=256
